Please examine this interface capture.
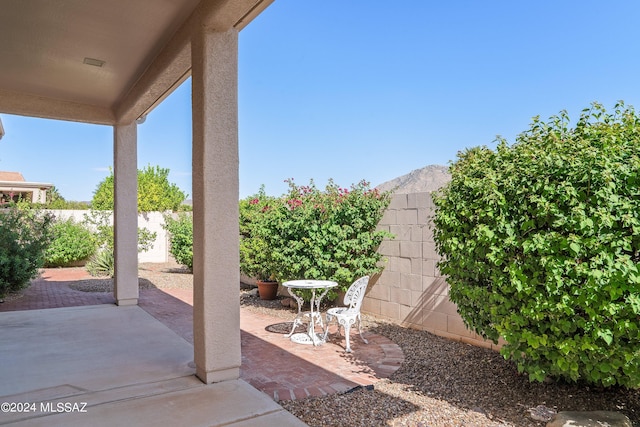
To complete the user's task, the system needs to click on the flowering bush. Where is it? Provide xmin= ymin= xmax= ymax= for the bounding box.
xmin=239 ymin=187 xmax=278 ymax=281
xmin=240 ymin=179 xmax=393 ymax=295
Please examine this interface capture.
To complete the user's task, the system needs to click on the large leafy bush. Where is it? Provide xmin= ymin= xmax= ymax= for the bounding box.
xmin=0 ymin=206 xmax=53 ymax=296
xmin=242 ymin=179 xmax=393 ymax=293
xmin=433 ymin=102 xmax=640 ymax=387
xmin=45 ymin=218 xmax=96 ymax=267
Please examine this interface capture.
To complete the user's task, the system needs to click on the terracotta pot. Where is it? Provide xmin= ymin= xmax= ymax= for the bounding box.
xmin=257 ymin=280 xmax=279 ymax=300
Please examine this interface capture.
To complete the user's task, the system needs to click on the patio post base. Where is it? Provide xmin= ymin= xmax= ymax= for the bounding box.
xmin=196 ymin=366 xmax=240 ymax=384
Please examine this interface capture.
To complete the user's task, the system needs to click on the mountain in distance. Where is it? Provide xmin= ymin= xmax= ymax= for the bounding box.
xmin=375 ymin=164 xmax=451 ymax=194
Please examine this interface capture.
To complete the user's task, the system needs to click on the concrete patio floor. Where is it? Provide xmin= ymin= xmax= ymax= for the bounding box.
xmin=0 ymin=305 xmax=306 ymax=426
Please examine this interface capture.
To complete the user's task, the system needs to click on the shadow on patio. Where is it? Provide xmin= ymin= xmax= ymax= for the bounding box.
xmin=0 ymin=267 xmax=406 ymax=426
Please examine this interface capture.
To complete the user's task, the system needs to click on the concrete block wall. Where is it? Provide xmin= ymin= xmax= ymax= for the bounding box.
xmin=364 ymin=192 xmax=501 ymax=350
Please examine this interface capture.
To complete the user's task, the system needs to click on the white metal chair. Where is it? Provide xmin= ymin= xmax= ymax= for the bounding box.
xmin=323 ymin=276 xmax=369 ymax=352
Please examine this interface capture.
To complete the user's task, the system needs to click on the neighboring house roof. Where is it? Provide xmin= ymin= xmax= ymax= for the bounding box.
xmin=0 ymin=171 xmax=53 ymax=194
xmin=0 ymin=171 xmax=25 ymax=182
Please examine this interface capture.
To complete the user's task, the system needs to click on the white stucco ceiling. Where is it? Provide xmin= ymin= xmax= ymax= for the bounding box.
xmin=0 ymin=0 xmax=272 ymax=125
xmin=0 ymin=0 xmax=200 ymax=108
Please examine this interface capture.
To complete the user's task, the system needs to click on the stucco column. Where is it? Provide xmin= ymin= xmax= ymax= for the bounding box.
xmin=113 ymin=122 xmax=139 ymax=306
xmin=191 ymin=26 xmax=241 ymax=383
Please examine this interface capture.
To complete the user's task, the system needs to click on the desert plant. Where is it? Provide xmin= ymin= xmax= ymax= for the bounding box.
xmin=86 ymin=248 xmax=114 ymax=277
xmin=44 ymin=218 xmax=96 ymax=267
xmin=432 ymin=101 xmax=640 ymax=387
xmin=0 ymin=206 xmax=53 ymax=296
xmin=163 ymin=213 xmax=193 ymax=270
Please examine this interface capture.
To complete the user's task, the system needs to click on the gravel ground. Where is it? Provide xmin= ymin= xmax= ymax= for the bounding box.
xmin=280 ymin=322 xmax=640 ymax=427
xmin=60 ymin=265 xmax=640 ymax=426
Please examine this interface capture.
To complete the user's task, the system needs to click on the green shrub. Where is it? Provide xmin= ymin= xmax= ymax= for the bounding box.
xmin=44 ymin=200 xmax=90 ymax=210
xmin=0 ymin=207 xmax=53 ymax=296
xmin=83 ymin=210 xmax=156 ymax=277
xmin=432 ymin=102 xmax=640 ymax=387
xmin=86 ymin=249 xmax=114 ymax=277
xmin=242 ymin=180 xmax=393 ymax=297
xmin=163 ymin=213 xmax=193 ymax=270
xmin=45 ymin=218 xmax=96 ymax=267
xmin=239 ymin=188 xmax=277 ymax=281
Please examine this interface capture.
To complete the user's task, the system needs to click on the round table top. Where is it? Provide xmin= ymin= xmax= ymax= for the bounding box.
xmin=282 ymin=279 xmax=338 ymax=290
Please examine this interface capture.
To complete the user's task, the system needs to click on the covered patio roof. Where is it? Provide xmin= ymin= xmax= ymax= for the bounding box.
xmin=0 ymin=0 xmax=270 ymax=125
xmin=0 ymin=1 xmax=307 ymax=426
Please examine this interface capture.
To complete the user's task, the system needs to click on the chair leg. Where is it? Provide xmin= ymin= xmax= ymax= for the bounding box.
xmin=357 ymin=314 xmax=368 ymax=344
xmin=343 ymin=322 xmax=352 ymax=353
xmin=323 ymin=313 xmax=334 ymax=342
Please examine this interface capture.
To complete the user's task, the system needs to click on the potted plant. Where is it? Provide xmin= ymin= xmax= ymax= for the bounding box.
xmin=240 ymin=236 xmax=279 ymax=300
xmin=240 ymin=194 xmax=279 ymax=300
xmin=255 ymin=277 xmax=279 ymax=301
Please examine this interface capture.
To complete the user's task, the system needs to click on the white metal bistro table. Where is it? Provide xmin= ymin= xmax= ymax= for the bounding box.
xmin=282 ymin=279 xmax=338 ymax=346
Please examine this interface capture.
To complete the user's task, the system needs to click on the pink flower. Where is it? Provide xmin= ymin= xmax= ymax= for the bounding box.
xmin=287 ymin=198 xmax=303 ymax=209
xmin=365 ymin=189 xmax=381 ymax=198
xmin=249 ymin=198 xmax=260 ymax=205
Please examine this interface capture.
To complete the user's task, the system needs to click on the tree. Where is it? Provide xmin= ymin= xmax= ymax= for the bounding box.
xmin=432 ymin=102 xmax=640 ymax=387
xmin=45 ymin=186 xmax=65 ymax=205
xmin=43 ymin=186 xmax=89 ymax=209
xmin=91 ymin=172 xmax=114 ymax=210
xmin=91 ymin=165 xmax=186 ymax=212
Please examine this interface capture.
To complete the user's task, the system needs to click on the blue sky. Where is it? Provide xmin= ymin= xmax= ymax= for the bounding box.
xmin=2 ymin=1 xmax=640 ymax=201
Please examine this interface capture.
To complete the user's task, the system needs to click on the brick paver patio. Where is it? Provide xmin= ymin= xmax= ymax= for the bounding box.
xmin=0 ymin=267 xmax=404 ymax=402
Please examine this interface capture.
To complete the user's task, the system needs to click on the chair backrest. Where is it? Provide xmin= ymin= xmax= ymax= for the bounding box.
xmin=343 ymin=276 xmax=370 ymax=311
